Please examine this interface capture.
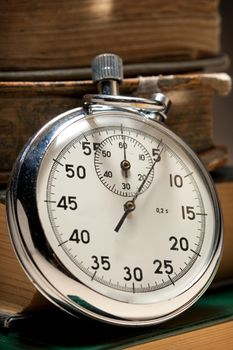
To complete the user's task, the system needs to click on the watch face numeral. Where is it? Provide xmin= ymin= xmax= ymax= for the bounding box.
xmin=82 ymin=141 xmax=101 ymax=155
xmin=139 ymin=154 xmax=145 ymax=161
xmin=57 ymin=196 xmax=78 ymax=210
xmin=181 ymin=206 xmax=196 ymax=220
xmin=82 ymin=141 xmax=92 ymax=155
xmin=91 ymin=256 xmax=111 ymax=271
xmin=169 ymin=236 xmax=189 ymax=251
xmin=124 ymin=267 xmax=143 ymax=282
xmin=137 ymin=173 xmax=146 ymax=181
xmin=152 ymin=148 xmax=161 ymax=162
xmin=103 ymin=170 xmax=113 ymax=178
xmin=65 ymin=164 xmax=86 ymax=179
xmin=102 ymin=150 xmax=111 ymax=158
xmin=122 ymin=182 xmax=131 ymax=190
xmin=169 ymin=174 xmax=183 ymax=188
xmin=69 ymin=229 xmax=90 ymax=244
xmin=153 ymin=259 xmax=174 ymax=275
xmin=119 ymin=141 xmax=127 ymax=149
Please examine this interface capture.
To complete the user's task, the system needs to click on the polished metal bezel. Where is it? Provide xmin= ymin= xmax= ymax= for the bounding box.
xmin=6 ymin=105 xmax=223 ymax=326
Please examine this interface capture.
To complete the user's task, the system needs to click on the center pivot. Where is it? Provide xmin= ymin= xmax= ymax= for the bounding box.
xmin=121 ymin=159 xmax=131 ymax=171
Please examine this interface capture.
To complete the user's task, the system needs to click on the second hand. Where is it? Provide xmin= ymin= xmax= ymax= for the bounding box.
xmin=120 ymin=125 xmax=131 ymax=178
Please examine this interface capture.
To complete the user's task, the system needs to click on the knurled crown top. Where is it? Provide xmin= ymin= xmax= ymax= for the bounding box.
xmin=92 ymin=53 xmax=123 ymax=83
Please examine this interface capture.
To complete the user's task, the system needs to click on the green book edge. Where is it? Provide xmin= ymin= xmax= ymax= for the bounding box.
xmin=0 ymin=285 xmax=233 ymax=350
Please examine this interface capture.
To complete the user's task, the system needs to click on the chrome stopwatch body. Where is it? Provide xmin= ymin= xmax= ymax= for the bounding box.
xmin=6 ymin=54 xmax=223 ymax=326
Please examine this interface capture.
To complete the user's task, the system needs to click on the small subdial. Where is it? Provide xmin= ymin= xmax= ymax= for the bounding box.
xmin=94 ymin=134 xmax=154 ymax=196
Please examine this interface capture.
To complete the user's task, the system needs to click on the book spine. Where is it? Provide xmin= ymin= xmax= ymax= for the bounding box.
xmin=0 ymin=73 xmax=231 ymax=183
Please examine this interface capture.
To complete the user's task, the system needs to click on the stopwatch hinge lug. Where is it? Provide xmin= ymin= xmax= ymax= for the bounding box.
xmin=83 ymin=93 xmax=170 ymax=121
xmin=152 ymin=93 xmax=171 ymax=115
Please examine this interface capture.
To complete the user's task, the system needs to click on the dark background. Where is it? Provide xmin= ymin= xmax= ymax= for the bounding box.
xmin=214 ymin=0 xmax=233 ymax=165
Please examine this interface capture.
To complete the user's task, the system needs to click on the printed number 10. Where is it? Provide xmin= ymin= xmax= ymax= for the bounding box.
xmin=169 ymin=174 xmax=183 ymax=188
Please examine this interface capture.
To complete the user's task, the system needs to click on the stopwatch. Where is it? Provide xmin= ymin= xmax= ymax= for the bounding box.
xmin=6 ymin=54 xmax=223 ymax=326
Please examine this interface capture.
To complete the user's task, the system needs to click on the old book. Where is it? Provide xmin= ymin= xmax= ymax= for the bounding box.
xmin=0 ymin=167 xmax=233 ymax=321
xmin=0 ymin=0 xmax=221 ymax=71
xmin=212 ymin=167 xmax=233 ymax=283
xmin=0 ymin=72 xmax=231 ymax=184
xmin=0 ymin=200 xmax=49 ymax=318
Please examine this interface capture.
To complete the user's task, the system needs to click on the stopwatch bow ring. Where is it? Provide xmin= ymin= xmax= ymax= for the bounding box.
xmin=83 ymin=53 xmax=171 ymax=122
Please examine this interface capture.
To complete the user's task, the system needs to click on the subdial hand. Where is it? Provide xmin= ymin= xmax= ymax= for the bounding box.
xmin=115 ymin=149 xmax=162 ymax=232
xmin=120 ymin=128 xmax=131 ymax=178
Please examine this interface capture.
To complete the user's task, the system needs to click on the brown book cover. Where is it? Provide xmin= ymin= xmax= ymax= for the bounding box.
xmin=0 ymin=0 xmax=221 ymax=71
xmin=0 ymin=73 xmax=231 ymax=184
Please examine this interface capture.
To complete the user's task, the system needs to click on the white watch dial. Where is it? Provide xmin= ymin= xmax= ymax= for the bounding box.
xmin=37 ymin=112 xmax=217 ymax=304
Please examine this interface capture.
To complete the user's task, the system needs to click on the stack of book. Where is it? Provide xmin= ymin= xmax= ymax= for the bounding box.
xmin=0 ymin=0 xmax=223 ymax=71
xmin=0 ymin=0 xmax=233 ymax=348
